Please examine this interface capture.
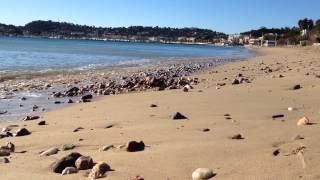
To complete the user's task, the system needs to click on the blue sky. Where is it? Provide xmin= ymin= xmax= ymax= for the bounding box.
xmin=0 ymin=0 xmax=319 ymax=34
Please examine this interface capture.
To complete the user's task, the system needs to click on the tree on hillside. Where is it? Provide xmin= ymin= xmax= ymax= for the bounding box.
xmin=298 ymin=18 xmax=314 ymax=30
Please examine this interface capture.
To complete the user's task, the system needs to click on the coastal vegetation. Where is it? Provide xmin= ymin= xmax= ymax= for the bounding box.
xmin=0 ymin=20 xmax=227 ymax=43
xmin=240 ymin=18 xmax=320 ymax=45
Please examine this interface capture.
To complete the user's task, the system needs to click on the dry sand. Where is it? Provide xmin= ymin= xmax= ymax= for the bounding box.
xmin=1 ymin=47 xmax=320 ymax=180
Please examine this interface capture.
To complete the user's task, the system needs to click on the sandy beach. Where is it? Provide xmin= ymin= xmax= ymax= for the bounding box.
xmin=1 ymin=47 xmax=320 ymax=180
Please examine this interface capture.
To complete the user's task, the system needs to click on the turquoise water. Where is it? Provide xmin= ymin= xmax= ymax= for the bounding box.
xmin=0 ymin=36 xmax=251 ymax=71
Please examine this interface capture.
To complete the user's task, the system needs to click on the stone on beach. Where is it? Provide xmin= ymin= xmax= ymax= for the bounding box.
xmin=231 ymin=134 xmax=244 ymax=140
xmin=192 ymin=168 xmax=215 ymax=180
xmin=0 ymin=157 xmax=9 ymax=164
xmin=61 ymin=167 xmax=78 ymax=175
xmin=75 ymin=156 xmax=94 ymax=170
xmin=14 ymin=128 xmax=31 ymax=136
xmin=38 ymin=120 xmax=46 ymax=125
xmin=292 ymin=135 xmax=304 ymax=140
xmin=130 ymin=176 xmax=144 ymax=180
xmin=150 ymin=104 xmax=158 ymax=108
xmin=0 ymin=149 xmax=10 ymax=156
xmin=51 ymin=152 xmax=82 ymax=173
xmin=61 ymin=144 xmax=76 ymax=151
xmin=171 ymin=112 xmax=188 ymax=120
xmin=23 ymin=115 xmax=40 ymax=121
xmin=99 ymin=145 xmax=114 ymax=151
xmin=40 ymin=147 xmax=59 ymax=156
xmin=126 ymin=141 xmax=145 ymax=152
xmin=88 ymin=162 xmax=111 ymax=179
xmin=81 ymin=94 xmax=93 ymax=100
xmin=292 ymin=84 xmax=302 ymax=90
xmin=0 ymin=142 xmax=15 ymax=152
xmin=297 ymin=117 xmax=310 ymax=126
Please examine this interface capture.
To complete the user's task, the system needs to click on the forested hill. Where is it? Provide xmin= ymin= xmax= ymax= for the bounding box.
xmin=0 ymin=20 xmax=227 ymax=42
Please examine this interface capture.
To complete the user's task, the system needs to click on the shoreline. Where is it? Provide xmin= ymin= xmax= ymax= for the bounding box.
xmin=0 ymin=55 xmax=250 ymax=122
xmin=2 ymin=47 xmax=320 ymax=179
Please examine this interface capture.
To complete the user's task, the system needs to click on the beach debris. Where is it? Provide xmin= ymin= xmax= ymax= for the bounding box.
xmin=171 ymin=112 xmax=188 ymax=120
xmin=231 ymin=134 xmax=244 ymax=140
xmin=224 ymin=114 xmax=231 ymax=117
xmin=126 ymin=141 xmax=145 ymax=152
xmin=150 ymin=104 xmax=158 ymax=108
xmin=0 ymin=157 xmax=9 ymax=164
xmin=297 ymin=117 xmax=310 ymax=126
xmin=61 ymin=167 xmax=78 ymax=175
xmin=52 ymin=152 xmax=82 ymax=173
xmin=192 ymin=168 xmax=215 ymax=180
xmin=88 ymin=162 xmax=111 ymax=179
xmin=38 ymin=120 xmax=46 ymax=125
xmin=130 ymin=176 xmax=144 ymax=180
xmin=40 ymin=147 xmax=59 ymax=156
xmin=272 ymin=114 xmax=284 ymax=119
xmin=61 ymin=144 xmax=76 ymax=151
xmin=292 ymin=84 xmax=302 ymax=90
xmin=292 ymin=135 xmax=304 ymax=140
xmin=99 ymin=145 xmax=114 ymax=151
xmin=75 ymin=156 xmax=94 ymax=170
xmin=23 ymin=115 xmax=40 ymax=121
xmin=14 ymin=128 xmax=31 ymax=136
xmin=73 ymin=127 xmax=84 ymax=132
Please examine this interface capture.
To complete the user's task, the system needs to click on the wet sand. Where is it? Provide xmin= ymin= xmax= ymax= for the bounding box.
xmin=1 ymin=47 xmax=320 ymax=179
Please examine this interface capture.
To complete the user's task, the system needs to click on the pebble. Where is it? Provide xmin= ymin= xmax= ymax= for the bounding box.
xmin=292 ymin=135 xmax=304 ymax=140
xmin=0 ymin=157 xmax=9 ymax=164
xmin=171 ymin=112 xmax=188 ymax=120
xmin=287 ymin=107 xmax=294 ymax=111
xmin=75 ymin=156 xmax=94 ymax=170
xmin=293 ymin=84 xmax=301 ymax=90
xmin=231 ymin=134 xmax=244 ymax=140
xmin=23 ymin=115 xmax=40 ymax=121
xmin=0 ymin=149 xmax=10 ymax=156
xmin=88 ymin=162 xmax=111 ymax=179
xmin=14 ymin=128 xmax=31 ymax=136
xmin=272 ymin=114 xmax=284 ymax=119
xmin=126 ymin=141 xmax=145 ymax=152
xmin=40 ymin=147 xmax=59 ymax=156
xmin=99 ymin=145 xmax=114 ymax=151
xmin=192 ymin=168 xmax=215 ymax=180
xmin=61 ymin=144 xmax=76 ymax=151
xmin=38 ymin=121 xmax=46 ymax=125
xmin=81 ymin=94 xmax=93 ymax=100
xmin=202 ymin=128 xmax=210 ymax=132
xmin=130 ymin=176 xmax=144 ymax=180
xmin=150 ymin=104 xmax=158 ymax=108
xmin=297 ymin=117 xmax=310 ymax=126
xmin=73 ymin=127 xmax=84 ymax=132
xmin=61 ymin=167 xmax=78 ymax=175
xmin=52 ymin=152 xmax=82 ymax=173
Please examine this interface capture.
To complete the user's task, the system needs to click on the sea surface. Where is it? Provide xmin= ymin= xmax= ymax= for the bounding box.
xmin=0 ymin=36 xmax=252 ymax=122
xmin=0 ymin=36 xmax=251 ymax=72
